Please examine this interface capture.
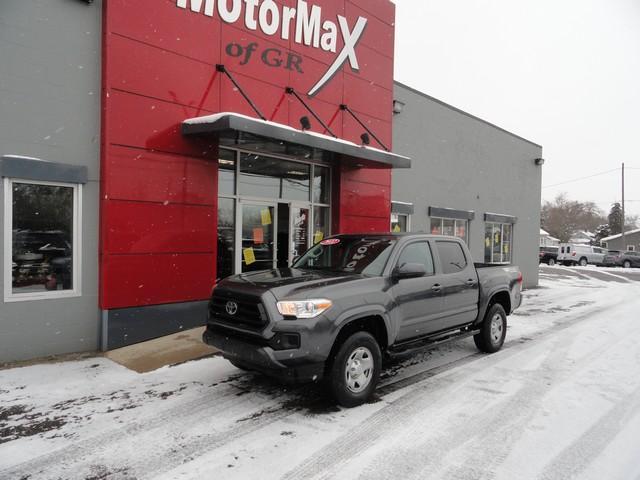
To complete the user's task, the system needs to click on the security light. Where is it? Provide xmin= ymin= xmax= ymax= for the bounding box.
xmin=534 ymin=158 xmax=545 ymax=166
xmin=300 ymin=116 xmax=311 ymax=131
xmin=361 ymin=133 xmax=371 ymax=146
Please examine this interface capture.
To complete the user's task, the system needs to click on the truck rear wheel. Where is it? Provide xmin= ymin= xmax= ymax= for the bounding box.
xmin=474 ymin=304 xmax=507 ymax=353
xmin=327 ymin=331 xmax=381 ymax=408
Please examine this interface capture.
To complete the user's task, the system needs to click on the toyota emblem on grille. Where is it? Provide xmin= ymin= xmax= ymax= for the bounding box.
xmin=225 ymin=301 xmax=239 ymax=316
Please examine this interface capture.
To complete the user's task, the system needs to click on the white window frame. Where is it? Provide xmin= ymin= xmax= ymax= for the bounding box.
xmin=485 ymin=222 xmax=513 ymax=264
xmin=4 ymin=178 xmax=83 ymax=303
xmin=430 ymin=217 xmax=469 ymax=244
xmin=391 ymin=212 xmax=411 ymax=233
xmin=628 ymin=245 xmax=636 ymax=252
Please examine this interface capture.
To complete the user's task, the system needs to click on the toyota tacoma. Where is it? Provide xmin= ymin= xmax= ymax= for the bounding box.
xmin=204 ymin=234 xmax=523 ymax=407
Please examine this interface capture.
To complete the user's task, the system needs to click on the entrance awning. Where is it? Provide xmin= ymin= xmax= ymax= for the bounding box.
xmin=182 ymin=113 xmax=411 ymax=169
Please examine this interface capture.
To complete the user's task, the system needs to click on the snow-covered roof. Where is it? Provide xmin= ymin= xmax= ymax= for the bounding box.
xmin=540 ymin=229 xmax=549 ymax=235
xmin=601 ymin=228 xmax=640 ymax=242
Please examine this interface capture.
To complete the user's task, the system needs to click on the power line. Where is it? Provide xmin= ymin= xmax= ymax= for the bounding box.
xmin=542 ymin=168 xmax=620 ymax=189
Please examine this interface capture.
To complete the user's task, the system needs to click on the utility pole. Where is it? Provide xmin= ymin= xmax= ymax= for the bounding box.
xmin=622 ymin=162 xmax=626 ymax=250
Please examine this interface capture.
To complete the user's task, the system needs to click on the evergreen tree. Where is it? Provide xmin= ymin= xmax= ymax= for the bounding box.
xmin=594 ymin=224 xmax=611 ymax=243
xmin=608 ymin=203 xmax=623 ymax=235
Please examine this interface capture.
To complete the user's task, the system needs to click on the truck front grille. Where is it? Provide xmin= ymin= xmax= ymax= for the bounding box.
xmin=208 ymin=292 xmax=268 ymax=330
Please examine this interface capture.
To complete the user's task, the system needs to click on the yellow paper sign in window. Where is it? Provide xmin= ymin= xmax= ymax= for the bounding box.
xmin=243 ymin=247 xmax=256 ymax=266
xmin=314 ymin=230 xmax=324 ymax=244
xmin=261 ymin=208 xmax=272 ymax=226
xmin=504 ymin=244 xmax=510 ymax=254
xmin=485 ymin=238 xmax=491 ymax=248
xmin=392 ymin=224 xmax=401 ymax=233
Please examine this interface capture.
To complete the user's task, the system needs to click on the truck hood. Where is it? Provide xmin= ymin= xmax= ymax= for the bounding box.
xmin=216 ymin=268 xmax=364 ymax=300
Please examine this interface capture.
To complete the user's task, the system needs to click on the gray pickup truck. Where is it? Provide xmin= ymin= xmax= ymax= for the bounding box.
xmin=204 ymin=234 xmax=523 ymax=407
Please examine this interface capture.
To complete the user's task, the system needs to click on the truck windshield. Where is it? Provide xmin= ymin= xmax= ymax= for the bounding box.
xmin=293 ymin=237 xmax=396 ymax=276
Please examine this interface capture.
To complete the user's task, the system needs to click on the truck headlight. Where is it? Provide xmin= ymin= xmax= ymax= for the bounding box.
xmin=276 ymin=299 xmax=333 ymax=319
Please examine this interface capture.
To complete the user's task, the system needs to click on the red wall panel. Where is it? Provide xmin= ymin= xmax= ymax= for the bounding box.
xmin=106 ymin=146 xmax=216 ymax=206
xmin=105 ymin=202 xmax=216 ymax=255
xmin=102 ymin=254 xmax=215 ymax=309
xmin=102 ymin=0 xmax=396 ymax=309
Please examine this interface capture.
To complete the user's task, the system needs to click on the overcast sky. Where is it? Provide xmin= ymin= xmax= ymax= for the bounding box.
xmin=393 ymin=0 xmax=640 ymax=219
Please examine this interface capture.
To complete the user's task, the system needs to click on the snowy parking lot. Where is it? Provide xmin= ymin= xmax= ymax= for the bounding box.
xmin=1 ymin=266 xmax=640 ymax=480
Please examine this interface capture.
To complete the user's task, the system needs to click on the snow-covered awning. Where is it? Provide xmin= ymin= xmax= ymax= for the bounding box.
xmin=182 ymin=113 xmax=411 ymax=169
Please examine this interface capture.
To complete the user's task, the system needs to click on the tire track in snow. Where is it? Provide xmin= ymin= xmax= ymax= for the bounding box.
xmin=1 ymin=276 xmax=623 ymax=479
xmin=279 ymin=301 xmax=623 ymax=480
xmin=437 ymin=310 xmax=640 ymax=480
xmin=537 ymin=380 xmax=640 ymax=479
xmin=0 ymin=377 xmax=298 ymax=479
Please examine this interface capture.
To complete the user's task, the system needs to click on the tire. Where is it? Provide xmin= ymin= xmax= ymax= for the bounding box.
xmin=548 ymin=258 xmax=556 ymax=266
xmin=623 ymin=260 xmax=631 ymax=269
xmin=579 ymin=257 xmax=588 ymax=267
xmin=474 ymin=304 xmax=507 ymax=354
xmin=327 ymin=331 xmax=381 ymax=408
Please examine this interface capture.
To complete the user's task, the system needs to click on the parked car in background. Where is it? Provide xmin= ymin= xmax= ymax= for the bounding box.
xmin=602 ymin=250 xmax=640 ymax=268
xmin=557 ymin=243 xmax=607 ymax=266
xmin=539 ymin=246 xmax=559 ymax=266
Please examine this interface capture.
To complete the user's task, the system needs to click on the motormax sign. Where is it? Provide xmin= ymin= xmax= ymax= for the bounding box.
xmin=176 ymin=0 xmax=368 ymax=96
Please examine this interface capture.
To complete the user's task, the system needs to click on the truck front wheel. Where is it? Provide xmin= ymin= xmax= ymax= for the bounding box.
xmin=327 ymin=331 xmax=382 ymax=408
xmin=474 ymin=304 xmax=507 ymax=353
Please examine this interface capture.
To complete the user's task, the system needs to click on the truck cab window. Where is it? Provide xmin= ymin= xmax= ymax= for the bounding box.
xmin=396 ymin=241 xmax=434 ymax=275
xmin=436 ymin=241 xmax=467 ymax=274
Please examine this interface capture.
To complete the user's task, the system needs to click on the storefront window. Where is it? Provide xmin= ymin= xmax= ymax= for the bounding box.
xmin=5 ymin=179 xmax=80 ymax=300
xmin=241 ymin=204 xmax=275 ymax=273
xmin=217 ymin=148 xmax=332 ymax=277
xmin=217 ymin=197 xmax=235 ymax=281
xmin=431 ymin=218 xmax=468 ymax=243
xmin=484 ymin=222 xmax=513 ymax=264
xmin=391 ymin=213 xmax=409 ymax=233
xmin=313 ymin=165 xmax=330 ymax=204
xmin=239 ymin=153 xmax=310 ymax=201
xmin=218 ymin=149 xmax=236 ymax=196
xmin=313 ymin=206 xmax=331 ymax=244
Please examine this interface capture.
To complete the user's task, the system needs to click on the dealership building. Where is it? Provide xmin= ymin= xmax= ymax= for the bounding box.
xmin=0 ymin=0 xmax=542 ymax=363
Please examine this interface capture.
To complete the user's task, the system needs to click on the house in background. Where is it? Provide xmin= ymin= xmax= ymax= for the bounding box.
xmin=569 ymin=230 xmax=595 ymax=245
xmin=600 ymin=229 xmax=640 ymax=251
xmin=540 ymin=229 xmax=560 ymax=247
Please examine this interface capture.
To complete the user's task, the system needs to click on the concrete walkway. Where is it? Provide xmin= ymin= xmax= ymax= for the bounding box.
xmin=105 ymin=327 xmax=218 ymax=373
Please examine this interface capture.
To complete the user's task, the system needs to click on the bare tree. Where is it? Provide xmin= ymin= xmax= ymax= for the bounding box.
xmin=541 ymin=193 xmax=606 ymax=242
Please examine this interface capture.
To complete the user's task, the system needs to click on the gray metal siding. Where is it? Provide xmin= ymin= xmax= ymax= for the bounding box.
xmin=603 ymin=231 xmax=640 ymax=252
xmin=0 ymin=0 xmax=102 ymax=363
xmin=392 ymin=83 xmax=542 ymax=288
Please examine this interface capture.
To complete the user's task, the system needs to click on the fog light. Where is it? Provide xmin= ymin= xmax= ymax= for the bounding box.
xmin=271 ymin=332 xmax=301 ymax=350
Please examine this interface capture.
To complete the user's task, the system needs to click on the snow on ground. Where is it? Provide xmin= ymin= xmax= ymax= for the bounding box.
xmin=1 ymin=268 xmax=639 ymax=480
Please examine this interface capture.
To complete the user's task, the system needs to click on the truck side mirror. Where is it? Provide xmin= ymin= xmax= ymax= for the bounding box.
xmin=393 ymin=263 xmax=426 ymax=280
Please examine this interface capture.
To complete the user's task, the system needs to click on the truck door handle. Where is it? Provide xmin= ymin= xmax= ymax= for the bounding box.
xmin=432 ymin=284 xmax=442 ymax=292
xmin=466 ymin=279 xmax=476 ymax=286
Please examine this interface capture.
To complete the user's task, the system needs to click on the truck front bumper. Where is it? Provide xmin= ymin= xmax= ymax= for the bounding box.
xmin=203 ymin=327 xmax=325 ymax=384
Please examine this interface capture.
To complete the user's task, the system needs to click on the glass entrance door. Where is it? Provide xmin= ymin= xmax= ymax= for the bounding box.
xmin=276 ymin=203 xmax=310 ymax=269
xmin=238 ymin=202 xmax=276 ymax=273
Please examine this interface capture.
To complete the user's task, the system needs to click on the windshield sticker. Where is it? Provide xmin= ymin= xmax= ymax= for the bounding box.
xmin=320 ymin=238 xmax=340 ymax=246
